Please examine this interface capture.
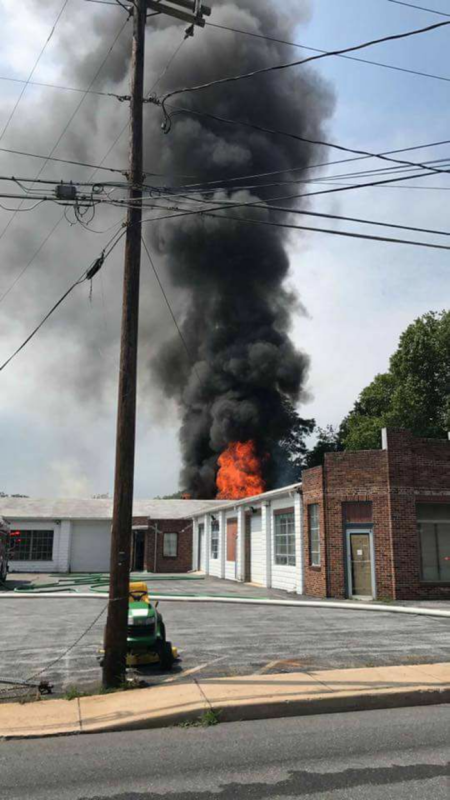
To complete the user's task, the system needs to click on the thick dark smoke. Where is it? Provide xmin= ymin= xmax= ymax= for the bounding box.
xmin=0 ymin=0 xmax=333 ymax=498
xmin=144 ymin=0 xmax=335 ymax=497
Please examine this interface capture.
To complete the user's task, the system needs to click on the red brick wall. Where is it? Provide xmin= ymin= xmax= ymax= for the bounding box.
xmin=303 ymin=431 xmax=450 ymax=601
xmin=302 ymin=466 xmax=327 ymax=597
xmin=302 ymin=450 xmax=394 ymax=599
xmin=144 ymin=518 xmax=193 ymax=574
xmin=385 ymin=429 xmax=450 ymax=600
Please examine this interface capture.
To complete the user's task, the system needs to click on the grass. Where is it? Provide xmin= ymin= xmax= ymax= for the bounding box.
xmin=63 ymin=678 xmax=142 ymax=701
xmin=178 ymin=709 xmax=221 ymax=729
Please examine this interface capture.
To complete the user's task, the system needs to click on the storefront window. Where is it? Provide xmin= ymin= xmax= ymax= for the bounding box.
xmin=417 ymin=504 xmax=450 ymax=583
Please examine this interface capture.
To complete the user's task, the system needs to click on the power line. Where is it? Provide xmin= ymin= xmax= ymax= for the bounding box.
xmin=0 ymin=0 xmax=71 ymax=143
xmin=197 ymin=210 xmax=450 ymax=252
xmin=0 ymin=229 xmax=125 ymax=373
xmin=141 ymin=237 xmax=201 ymax=381
xmin=165 ymin=103 xmax=450 ymax=181
xmin=0 ymin=15 xmax=130 ymax=246
xmin=155 ymin=156 xmax=450 ymax=199
xmin=0 ymin=15 xmax=130 ymax=306
xmin=161 ymin=17 xmax=450 ymax=103
xmin=0 ymin=74 xmax=123 ymax=98
xmin=0 ymin=31 xmax=187 ymax=312
xmin=0 ymin=146 xmax=126 ymax=174
xmin=146 ymin=137 xmax=450 ymax=195
xmin=206 ymin=20 xmax=450 ymax=87
xmin=160 ymin=192 xmax=450 ymax=239
xmin=387 ymin=0 xmax=450 ymax=17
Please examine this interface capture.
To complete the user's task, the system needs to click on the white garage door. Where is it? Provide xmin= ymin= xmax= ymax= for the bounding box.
xmin=250 ymin=513 xmax=266 ymax=585
xmin=69 ymin=521 xmax=111 ymax=572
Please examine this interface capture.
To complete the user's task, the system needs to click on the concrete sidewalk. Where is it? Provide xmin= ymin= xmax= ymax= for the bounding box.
xmin=1 ymin=662 xmax=449 ymax=739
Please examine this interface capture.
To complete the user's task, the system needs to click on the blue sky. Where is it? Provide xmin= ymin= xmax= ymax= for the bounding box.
xmin=0 ymin=0 xmax=449 ymax=497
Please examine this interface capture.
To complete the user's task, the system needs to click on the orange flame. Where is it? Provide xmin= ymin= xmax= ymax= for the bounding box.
xmin=216 ymin=441 xmax=266 ymax=500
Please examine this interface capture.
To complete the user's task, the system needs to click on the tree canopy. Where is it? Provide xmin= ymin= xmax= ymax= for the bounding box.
xmin=340 ymin=311 xmax=450 ymax=450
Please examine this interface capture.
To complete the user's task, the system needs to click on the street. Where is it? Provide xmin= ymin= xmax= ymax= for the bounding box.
xmin=1 ymin=577 xmax=449 ymax=697
xmin=0 ymin=705 xmax=448 ymax=799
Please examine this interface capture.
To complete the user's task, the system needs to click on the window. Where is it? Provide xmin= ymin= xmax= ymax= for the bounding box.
xmin=11 ymin=530 xmax=54 ymax=561
xmin=163 ymin=533 xmax=178 ymax=558
xmin=274 ymin=511 xmax=296 ymax=566
xmin=417 ymin=504 xmax=450 ymax=583
xmin=308 ymin=504 xmax=321 ymax=567
xmin=211 ymin=520 xmax=219 ymax=560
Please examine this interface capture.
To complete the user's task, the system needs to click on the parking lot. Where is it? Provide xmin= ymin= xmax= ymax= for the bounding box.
xmin=0 ymin=575 xmax=449 ymax=699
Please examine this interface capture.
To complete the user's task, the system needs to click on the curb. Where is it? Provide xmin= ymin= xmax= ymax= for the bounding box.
xmin=2 ymin=684 xmax=450 ymax=740
xmin=1 ymin=591 xmax=450 ymax=618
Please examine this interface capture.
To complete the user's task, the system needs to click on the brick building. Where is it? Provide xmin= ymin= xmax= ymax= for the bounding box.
xmin=302 ymin=429 xmax=450 ymax=601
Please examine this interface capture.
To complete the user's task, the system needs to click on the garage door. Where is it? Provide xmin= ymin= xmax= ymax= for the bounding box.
xmin=69 ymin=521 xmax=111 ymax=572
xmin=250 ymin=513 xmax=265 ymax=585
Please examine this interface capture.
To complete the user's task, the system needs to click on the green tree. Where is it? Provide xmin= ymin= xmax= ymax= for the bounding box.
xmin=305 ymin=425 xmax=343 ymax=468
xmin=341 ymin=311 xmax=450 ymax=450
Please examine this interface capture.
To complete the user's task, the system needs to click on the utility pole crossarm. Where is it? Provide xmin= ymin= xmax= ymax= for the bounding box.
xmin=146 ymin=0 xmax=210 ymax=27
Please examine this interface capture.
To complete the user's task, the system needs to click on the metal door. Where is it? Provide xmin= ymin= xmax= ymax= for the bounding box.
xmin=349 ymin=533 xmax=373 ymax=597
xmin=226 ymin=518 xmax=238 ymax=579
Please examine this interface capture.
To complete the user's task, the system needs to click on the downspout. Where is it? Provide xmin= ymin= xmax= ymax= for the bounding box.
xmin=323 ymin=461 xmax=331 ymax=598
xmin=154 ymin=523 xmax=158 ymax=574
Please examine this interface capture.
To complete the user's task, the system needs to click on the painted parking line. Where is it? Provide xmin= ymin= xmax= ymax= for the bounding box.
xmin=255 ymin=658 xmax=305 ymax=675
xmin=162 ymin=656 xmax=227 ymax=683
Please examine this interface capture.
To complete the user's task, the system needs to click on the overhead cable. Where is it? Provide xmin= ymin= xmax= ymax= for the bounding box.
xmin=0 ymin=15 xmax=130 ymax=246
xmin=0 ymin=74 xmax=124 ymax=98
xmin=159 ymin=192 xmax=450 ymax=239
xmin=0 ymin=16 xmax=130 ymax=305
xmin=195 ymin=211 xmax=450 ymax=252
xmin=147 ymin=137 xmax=450 ymax=194
xmin=0 ymin=230 xmax=124 ymax=373
xmin=206 ymin=20 xmax=450 ymax=86
xmin=387 ymin=0 xmax=450 ymax=17
xmin=161 ymin=18 xmax=450 ymax=103
xmin=166 ymin=104 xmax=450 ymax=180
xmin=0 ymin=0 xmax=71 ymax=143
xmin=141 ymin=237 xmax=201 ymax=381
xmin=0 ymin=146 xmax=126 ymax=174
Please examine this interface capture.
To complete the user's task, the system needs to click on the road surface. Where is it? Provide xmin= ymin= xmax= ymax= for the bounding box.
xmin=1 ymin=705 xmax=449 ymax=799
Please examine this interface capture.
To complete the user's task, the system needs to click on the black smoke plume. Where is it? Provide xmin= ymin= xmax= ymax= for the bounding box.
xmin=145 ymin=0 xmax=334 ymax=497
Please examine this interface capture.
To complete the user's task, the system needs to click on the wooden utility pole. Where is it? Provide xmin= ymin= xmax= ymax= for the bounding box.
xmin=102 ymin=0 xmax=212 ymax=690
xmin=102 ymin=0 xmax=146 ymax=689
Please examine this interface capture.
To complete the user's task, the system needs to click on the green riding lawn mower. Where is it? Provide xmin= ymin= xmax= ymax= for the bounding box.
xmin=100 ymin=582 xmax=178 ymax=671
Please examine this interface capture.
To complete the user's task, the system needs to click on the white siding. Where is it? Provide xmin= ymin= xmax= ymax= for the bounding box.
xmin=69 ymin=521 xmax=111 ymax=572
xmin=250 ymin=512 xmax=265 ymax=585
xmin=236 ymin=507 xmax=246 ymax=581
xmin=219 ymin=510 xmax=226 ymax=579
xmin=198 ymin=519 xmax=207 ymax=572
xmin=8 ymin=519 xmax=69 ymax=573
xmin=192 ymin=519 xmax=198 ymax=571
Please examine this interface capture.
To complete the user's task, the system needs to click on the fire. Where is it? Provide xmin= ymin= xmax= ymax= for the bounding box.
xmin=216 ymin=441 xmax=266 ymax=500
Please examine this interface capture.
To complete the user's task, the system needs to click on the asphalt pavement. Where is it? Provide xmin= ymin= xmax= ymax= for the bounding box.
xmin=0 ymin=575 xmax=449 ymax=697
xmin=1 ymin=705 xmax=449 ymax=799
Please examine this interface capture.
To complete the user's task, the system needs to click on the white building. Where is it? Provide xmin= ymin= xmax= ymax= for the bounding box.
xmin=191 ymin=483 xmax=303 ymax=594
xmin=0 ymin=497 xmax=223 ymax=574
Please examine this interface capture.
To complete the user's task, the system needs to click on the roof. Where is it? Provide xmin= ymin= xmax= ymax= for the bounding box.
xmin=190 ymin=483 xmax=302 ymax=518
xmin=0 ymin=497 xmax=229 ymax=521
